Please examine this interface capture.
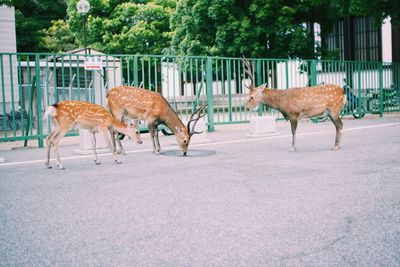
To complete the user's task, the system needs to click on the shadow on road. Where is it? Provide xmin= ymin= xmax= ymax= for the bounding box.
xmin=161 ymin=149 xmax=216 ymax=157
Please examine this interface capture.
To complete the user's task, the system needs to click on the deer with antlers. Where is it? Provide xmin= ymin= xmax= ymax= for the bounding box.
xmin=243 ymin=57 xmax=346 ymax=151
xmin=43 ymin=100 xmax=142 ymax=169
xmin=107 ymin=86 xmax=207 ymax=156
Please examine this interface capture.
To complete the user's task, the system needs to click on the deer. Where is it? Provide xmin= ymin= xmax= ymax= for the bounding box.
xmin=243 ymin=57 xmax=346 ymax=151
xmin=43 ymin=100 xmax=142 ymax=169
xmin=106 ymin=85 xmax=207 ymax=156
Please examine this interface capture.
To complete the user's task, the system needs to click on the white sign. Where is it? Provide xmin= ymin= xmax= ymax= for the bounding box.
xmin=84 ymin=56 xmax=103 ymax=70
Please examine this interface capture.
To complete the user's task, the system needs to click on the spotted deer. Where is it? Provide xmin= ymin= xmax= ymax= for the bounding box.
xmin=43 ymin=100 xmax=142 ymax=169
xmin=107 ymin=86 xmax=207 ymax=156
xmin=244 ymin=57 xmax=346 ymax=151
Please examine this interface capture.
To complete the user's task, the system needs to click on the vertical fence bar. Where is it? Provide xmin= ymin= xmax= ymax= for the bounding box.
xmin=0 ymin=55 xmax=7 ymax=137
xmin=17 ymin=55 xmax=25 ymax=136
xmin=256 ymin=59 xmax=263 ymax=116
xmin=378 ymin=62 xmax=383 ymax=117
xmin=35 ymin=54 xmax=43 ymax=147
xmin=215 ymin=59 xmax=220 ymax=123
xmin=357 ymin=62 xmax=362 ymax=114
xmin=9 ymin=54 xmax=16 ymax=136
xmin=61 ymin=57 xmax=66 ymax=101
xmin=227 ymin=59 xmax=232 ymax=122
xmin=126 ymin=57 xmax=131 ymax=85
xmin=53 ymin=54 xmax=59 ymax=103
xmin=206 ymin=57 xmax=214 ymax=131
xmin=310 ymin=60 xmax=317 ymax=86
xmin=133 ymin=55 xmax=138 ymax=87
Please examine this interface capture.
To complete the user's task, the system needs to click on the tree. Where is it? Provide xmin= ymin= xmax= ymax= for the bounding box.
xmin=66 ymin=0 xmax=176 ymax=54
xmin=8 ymin=0 xmax=67 ymax=52
xmin=40 ymin=20 xmax=77 ymax=53
xmin=170 ymin=0 xmax=337 ymax=58
xmin=347 ymin=0 xmax=400 ymax=25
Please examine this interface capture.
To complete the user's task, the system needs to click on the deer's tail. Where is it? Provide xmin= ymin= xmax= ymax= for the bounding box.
xmin=43 ymin=104 xmax=58 ymax=120
xmin=343 ymin=94 xmax=347 ymax=106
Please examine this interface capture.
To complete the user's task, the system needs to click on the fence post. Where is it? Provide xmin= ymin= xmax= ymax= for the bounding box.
xmin=256 ymin=59 xmax=263 ymax=116
xmin=35 ymin=54 xmax=44 ymax=148
xmin=133 ymin=55 xmax=139 ymax=87
xmin=206 ymin=57 xmax=214 ymax=132
xmin=378 ymin=62 xmax=384 ymax=117
xmin=227 ymin=59 xmax=232 ymax=122
xmin=310 ymin=60 xmax=317 ymax=86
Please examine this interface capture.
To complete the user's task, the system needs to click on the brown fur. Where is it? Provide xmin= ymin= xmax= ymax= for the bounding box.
xmin=44 ymin=100 xmax=142 ymax=169
xmin=107 ymin=86 xmax=196 ymax=156
xmin=247 ymin=83 xmax=346 ymax=150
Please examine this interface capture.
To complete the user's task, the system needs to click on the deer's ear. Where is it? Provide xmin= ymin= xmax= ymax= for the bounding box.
xmin=175 ymin=126 xmax=182 ymax=133
xmin=257 ymin=83 xmax=267 ymax=91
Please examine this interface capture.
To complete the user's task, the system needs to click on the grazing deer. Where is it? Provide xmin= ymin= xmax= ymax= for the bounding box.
xmin=107 ymin=86 xmax=206 ymax=156
xmin=244 ymin=57 xmax=346 ymax=151
xmin=43 ymin=100 xmax=142 ymax=169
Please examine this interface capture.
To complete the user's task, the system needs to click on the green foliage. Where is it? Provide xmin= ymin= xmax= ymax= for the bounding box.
xmin=40 ymin=20 xmax=77 ymax=53
xmin=347 ymin=0 xmax=400 ymax=25
xmin=10 ymin=0 xmax=67 ymax=52
xmin=6 ymin=0 xmax=400 ymax=56
xmin=171 ymin=0 xmax=322 ymax=58
xmin=65 ymin=0 xmax=175 ymax=54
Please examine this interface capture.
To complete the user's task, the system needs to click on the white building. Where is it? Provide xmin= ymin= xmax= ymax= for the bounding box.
xmin=0 ymin=5 xmax=18 ymax=113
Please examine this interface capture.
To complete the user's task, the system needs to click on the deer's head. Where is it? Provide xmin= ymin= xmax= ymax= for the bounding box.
xmin=126 ymin=125 xmax=143 ymax=144
xmin=243 ymin=57 xmax=267 ymax=110
xmin=174 ymin=105 xmax=207 ymax=156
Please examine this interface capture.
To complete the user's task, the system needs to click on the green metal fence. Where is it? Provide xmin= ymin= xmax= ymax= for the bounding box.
xmin=1 ymin=52 xmax=400 ymax=147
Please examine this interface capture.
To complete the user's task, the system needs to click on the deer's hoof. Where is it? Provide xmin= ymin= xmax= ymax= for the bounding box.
xmin=290 ymin=147 xmax=297 ymax=152
xmin=332 ymin=146 xmax=341 ymax=151
xmin=56 ymin=165 xmax=65 ymax=170
xmin=115 ymin=160 xmax=122 ymax=164
xmin=95 ymin=161 xmax=101 ymax=165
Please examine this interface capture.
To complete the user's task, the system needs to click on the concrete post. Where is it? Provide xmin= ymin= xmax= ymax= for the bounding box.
xmin=247 ymin=115 xmax=277 ymax=137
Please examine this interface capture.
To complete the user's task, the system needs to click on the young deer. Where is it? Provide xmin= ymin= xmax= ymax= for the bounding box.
xmin=107 ymin=86 xmax=206 ymax=156
xmin=43 ymin=100 xmax=142 ymax=169
xmin=244 ymin=58 xmax=346 ymax=151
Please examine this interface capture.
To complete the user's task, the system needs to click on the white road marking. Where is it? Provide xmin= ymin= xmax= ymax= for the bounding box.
xmin=0 ymin=122 xmax=398 ymax=168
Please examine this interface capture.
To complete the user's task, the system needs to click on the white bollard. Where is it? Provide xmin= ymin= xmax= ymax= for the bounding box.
xmin=247 ymin=115 xmax=277 ymax=137
xmin=74 ymin=129 xmax=109 ymax=155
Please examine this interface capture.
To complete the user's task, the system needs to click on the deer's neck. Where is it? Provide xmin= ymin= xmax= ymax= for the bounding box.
xmin=262 ymin=88 xmax=286 ymax=110
xmin=161 ymin=106 xmax=186 ymax=133
xmin=110 ymin=118 xmax=129 ymax=134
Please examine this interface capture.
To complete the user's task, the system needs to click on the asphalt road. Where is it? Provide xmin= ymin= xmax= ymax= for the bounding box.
xmin=1 ymin=116 xmax=400 ymax=266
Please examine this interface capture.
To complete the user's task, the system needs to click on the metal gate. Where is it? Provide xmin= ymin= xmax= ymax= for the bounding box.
xmin=1 ymin=52 xmax=400 ymax=147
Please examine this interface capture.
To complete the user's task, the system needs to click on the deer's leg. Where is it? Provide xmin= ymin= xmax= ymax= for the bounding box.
xmin=148 ymin=123 xmax=160 ymax=155
xmin=91 ymin=131 xmax=101 ymax=165
xmin=50 ymin=131 xmax=67 ymax=170
xmin=100 ymin=129 xmax=121 ymax=164
xmin=115 ymin=130 xmax=126 ymax=155
xmin=289 ymin=118 xmax=298 ymax=151
xmin=45 ymin=130 xmax=58 ymax=169
xmin=111 ymin=110 xmax=126 ymax=155
xmin=154 ymin=128 xmax=161 ymax=153
xmin=328 ymin=113 xmax=343 ymax=150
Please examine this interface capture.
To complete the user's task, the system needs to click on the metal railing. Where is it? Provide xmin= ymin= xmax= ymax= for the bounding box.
xmin=1 ymin=52 xmax=399 ymax=147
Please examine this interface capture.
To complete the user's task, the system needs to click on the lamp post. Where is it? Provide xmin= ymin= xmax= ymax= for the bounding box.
xmin=76 ymin=0 xmax=90 ymax=55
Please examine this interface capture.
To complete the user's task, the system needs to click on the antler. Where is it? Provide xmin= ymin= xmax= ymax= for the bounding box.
xmin=187 ymin=104 xmax=207 ymax=136
xmin=243 ymin=56 xmax=254 ymax=91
